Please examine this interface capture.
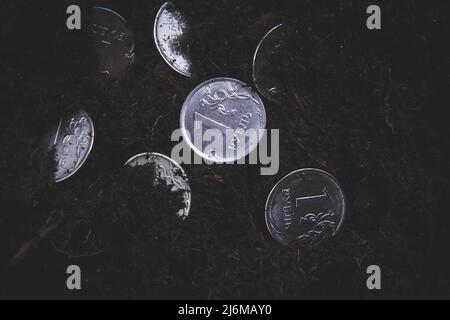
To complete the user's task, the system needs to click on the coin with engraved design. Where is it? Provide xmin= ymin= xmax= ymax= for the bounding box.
xmin=154 ymin=2 xmax=192 ymax=77
xmin=125 ymin=153 xmax=191 ymax=219
xmin=265 ymin=169 xmax=346 ymax=246
xmin=48 ymin=109 xmax=95 ymax=183
xmin=91 ymin=7 xmax=135 ymax=79
xmin=180 ymin=78 xmax=266 ymax=163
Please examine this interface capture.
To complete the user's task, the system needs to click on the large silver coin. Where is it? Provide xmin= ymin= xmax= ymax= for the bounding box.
xmin=91 ymin=7 xmax=135 ymax=79
xmin=253 ymin=24 xmax=290 ymax=104
xmin=265 ymin=169 xmax=346 ymax=246
xmin=124 ymin=153 xmax=191 ymax=219
xmin=154 ymin=2 xmax=192 ymax=77
xmin=180 ymin=78 xmax=266 ymax=163
xmin=48 ymin=110 xmax=95 ymax=183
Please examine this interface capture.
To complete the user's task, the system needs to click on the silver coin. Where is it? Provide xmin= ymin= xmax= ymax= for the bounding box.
xmin=124 ymin=153 xmax=191 ymax=219
xmin=253 ymin=24 xmax=289 ymax=103
xmin=265 ymin=169 xmax=346 ymax=246
xmin=154 ymin=2 xmax=192 ymax=77
xmin=180 ymin=78 xmax=266 ymax=163
xmin=91 ymin=7 xmax=135 ymax=79
xmin=48 ymin=109 xmax=95 ymax=183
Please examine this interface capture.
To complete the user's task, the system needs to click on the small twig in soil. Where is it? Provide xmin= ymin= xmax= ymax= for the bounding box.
xmin=7 ymin=211 xmax=64 ymax=268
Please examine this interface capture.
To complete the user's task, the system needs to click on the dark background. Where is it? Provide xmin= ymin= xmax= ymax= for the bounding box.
xmin=0 ymin=0 xmax=449 ymax=299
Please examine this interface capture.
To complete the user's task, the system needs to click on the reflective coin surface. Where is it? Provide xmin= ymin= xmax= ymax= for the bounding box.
xmin=265 ymin=169 xmax=346 ymax=246
xmin=49 ymin=109 xmax=95 ymax=183
xmin=180 ymin=78 xmax=266 ymax=163
xmin=253 ymin=24 xmax=294 ymax=104
xmin=125 ymin=153 xmax=191 ymax=219
xmin=91 ymin=7 xmax=135 ymax=79
xmin=154 ymin=2 xmax=192 ymax=77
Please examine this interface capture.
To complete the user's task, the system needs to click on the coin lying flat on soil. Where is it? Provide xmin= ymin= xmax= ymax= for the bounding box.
xmin=265 ymin=168 xmax=346 ymax=246
xmin=125 ymin=152 xmax=191 ymax=219
xmin=47 ymin=109 xmax=95 ymax=183
xmin=180 ymin=77 xmax=266 ymax=163
xmin=91 ymin=6 xmax=135 ymax=79
xmin=154 ymin=2 xmax=192 ymax=77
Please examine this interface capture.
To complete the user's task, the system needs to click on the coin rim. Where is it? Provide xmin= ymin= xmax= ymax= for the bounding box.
xmin=92 ymin=6 xmax=128 ymax=24
xmin=252 ymin=23 xmax=284 ymax=103
xmin=124 ymin=152 xmax=192 ymax=216
xmin=180 ymin=77 xmax=267 ymax=163
xmin=153 ymin=1 xmax=192 ymax=77
xmin=92 ymin=6 xmax=136 ymax=58
xmin=264 ymin=168 xmax=346 ymax=245
xmin=93 ymin=6 xmax=129 ymax=23
xmin=55 ymin=109 xmax=95 ymax=183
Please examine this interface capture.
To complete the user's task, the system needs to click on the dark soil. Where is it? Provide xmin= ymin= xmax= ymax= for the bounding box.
xmin=0 ymin=0 xmax=449 ymax=299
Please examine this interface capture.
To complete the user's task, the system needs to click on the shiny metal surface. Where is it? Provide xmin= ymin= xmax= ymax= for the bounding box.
xmin=49 ymin=109 xmax=95 ymax=183
xmin=91 ymin=6 xmax=135 ymax=79
xmin=265 ymin=168 xmax=346 ymax=246
xmin=180 ymin=77 xmax=266 ymax=163
xmin=154 ymin=2 xmax=192 ymax=77
xmin=125 ymin=152 xmax=191 ymax=219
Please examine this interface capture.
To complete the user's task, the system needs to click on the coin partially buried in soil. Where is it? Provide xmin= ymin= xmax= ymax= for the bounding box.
xmin=91 ymin=6 xmax=135 ymax=79
xmin=124 ymin=153 xmax=191 ymax=219
xmin=180 ymin=78 xmax=266 ymax=163
xmin=253 ymin=24 xmax=299 ymax=104
xmin=154 ymin=1 xmax=192 ymax=77
xmin=47 ymin=109 xmax=95 ymax=183
xmin=265 ymin=168 xmax=346 ymax=246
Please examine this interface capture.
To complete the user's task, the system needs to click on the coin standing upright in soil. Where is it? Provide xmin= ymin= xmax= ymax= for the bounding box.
xmin=48 ymin=109 xmax=95 ymax=183
xmin=154 ymin=2 xmax=192 ymax=77
xmin=265 ymin=169 xmax=346 ymax=246
xmin=125 ymin=153 xmax=191 ymax=219
xmin=180 ymin=78 xmax=266 ymax=163
xmin=91 ymin=6 xmax=135 ymax=79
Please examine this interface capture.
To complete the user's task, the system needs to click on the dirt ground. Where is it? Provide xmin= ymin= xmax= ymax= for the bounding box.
xmin=0 ymin=0 xmax=449 ymax=299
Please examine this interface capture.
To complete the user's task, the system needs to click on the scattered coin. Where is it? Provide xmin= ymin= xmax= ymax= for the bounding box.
xmin=265 ymin=168 xmax=346 ymax=245
xmin=47 ymin=109 xmax=95 ymax=183
xmin=180 ymin=77 xmax=266 ymax=163
xmin=124 ymin=152 xmax=191 ymax=219
xmin=154 ymin=1 xmax=192 ymax=77
xmin=252 ymin=24 xmax=295 ymax=104
xmin=91 ymin=6 xmax=135 ymax=79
